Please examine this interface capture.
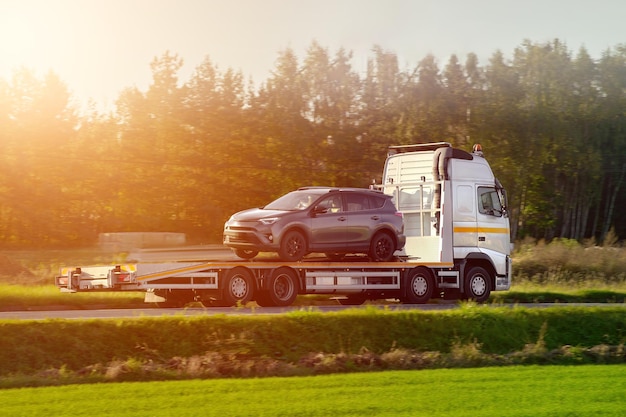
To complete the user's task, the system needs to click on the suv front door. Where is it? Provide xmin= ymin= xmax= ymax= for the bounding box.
xmin=309 ymin=194 xmax=347 ymax=249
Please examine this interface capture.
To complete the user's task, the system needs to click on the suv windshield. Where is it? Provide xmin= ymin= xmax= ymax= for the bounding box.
xmin=264 ymin=190 xmax=326 ymax=211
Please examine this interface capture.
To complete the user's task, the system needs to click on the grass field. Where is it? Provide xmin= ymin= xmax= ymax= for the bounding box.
xmin=1 ymin=365 xmax=625 ymax=416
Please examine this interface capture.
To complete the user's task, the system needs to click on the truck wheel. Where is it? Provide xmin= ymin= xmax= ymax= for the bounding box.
xmin=222 ymin=267 xmax=255 ymax=306
xmin=403 ymin=267 xmax=434 ymax=304
xmin=464 ymin=266 xmax=491 ymax=303
xmin=259 ymin=267 xmax=299 ymax=307
xmin=279 ymin=230 xmax=307 ymax=261
xmin=369 ymin=232 xmax=395 ymax=262
xmin=234 ymin=249 xmax=258 ymax=259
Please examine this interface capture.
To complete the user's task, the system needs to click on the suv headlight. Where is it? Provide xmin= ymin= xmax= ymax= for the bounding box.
xmin=259 ymin=217 xmax=279 ymax=225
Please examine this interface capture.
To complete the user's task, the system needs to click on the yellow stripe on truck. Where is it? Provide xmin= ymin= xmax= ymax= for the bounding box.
xmin=454 ymin=227 xmax=510 ymax=234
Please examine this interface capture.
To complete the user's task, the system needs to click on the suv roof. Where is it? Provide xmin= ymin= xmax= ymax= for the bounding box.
xmin=297 ymin=186 xmax=386 ymax=196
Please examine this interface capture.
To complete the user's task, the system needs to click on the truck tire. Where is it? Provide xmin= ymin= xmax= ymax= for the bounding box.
xmin=403 ymin=267 xmax=434 ymax=304
xmin=464 ymin=266 xmax=491 ymax=303
xmin=222 ymin=267 xmax=255 ymax=306
xmin=279 ymin=230 xmax=307 ymax=261
xmin=369 ymin=231 xmax=395 ymax=262
xmin=256 ymin=267 xmax=298 ymax=307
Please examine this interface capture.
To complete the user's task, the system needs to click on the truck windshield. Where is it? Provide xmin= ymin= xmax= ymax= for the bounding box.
xmin=264 ymin=190 xmax=325 ymax=211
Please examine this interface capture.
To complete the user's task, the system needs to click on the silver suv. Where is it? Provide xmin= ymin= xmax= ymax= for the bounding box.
xmin=223 ymin=187 xmax=406 ymax=262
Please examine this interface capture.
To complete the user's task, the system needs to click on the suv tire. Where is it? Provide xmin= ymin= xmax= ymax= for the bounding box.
xmin=278 ymin=230 xmax=307 ymax=261
xmin=369 ymin=231 xmax=395 ymax=262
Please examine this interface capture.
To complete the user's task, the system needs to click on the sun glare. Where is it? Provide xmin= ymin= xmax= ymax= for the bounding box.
xmin=0 ymin=1 xmax=101 ymax=107
xmin=0 ymin=4 xmax=45 ymax=66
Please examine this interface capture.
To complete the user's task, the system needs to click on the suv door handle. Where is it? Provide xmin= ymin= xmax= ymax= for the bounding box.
xmin=337 ymin=217 xmax=347 ymax=221
xmin=371 ymin=216 xmax=380 ymax=220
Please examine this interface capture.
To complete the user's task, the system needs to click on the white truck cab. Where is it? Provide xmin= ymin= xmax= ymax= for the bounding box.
xmin=379 ymin=142 xmax=512 ymax=296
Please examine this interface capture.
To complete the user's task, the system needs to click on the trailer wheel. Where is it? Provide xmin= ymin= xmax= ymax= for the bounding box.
xmin=256 ymin=267 xmax=298 ymax=307
xmin=464 ymin=266 xmax=491 ymax=303
xmin=403 ymin=267 xmax=434 ymax=304
xmin=222 ymin=267 xmax=255 ymax=306
xmin=369 ymin=231 xmax=395 ymax=262
xmin=279 ymin=230 xmax=307 ymax=261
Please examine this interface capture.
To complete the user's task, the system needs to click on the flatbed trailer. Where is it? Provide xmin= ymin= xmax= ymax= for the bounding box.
xmin=55 ymin=255 xmax=479 ymax=307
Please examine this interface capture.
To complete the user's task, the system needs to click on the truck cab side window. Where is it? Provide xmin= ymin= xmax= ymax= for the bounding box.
xmin=478 ymin=187 xmax=502 ymax=216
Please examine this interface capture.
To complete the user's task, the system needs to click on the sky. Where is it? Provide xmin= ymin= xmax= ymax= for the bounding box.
xmin=1 ymin=0 xmax=624 ymax=111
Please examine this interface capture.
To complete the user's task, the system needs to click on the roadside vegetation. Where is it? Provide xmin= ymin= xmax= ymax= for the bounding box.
xmin=1 ymin=305 xmax=625 ymax=388
xmin=500 ymin=236 xmax=626 ymax=303
xmin=513 ymin=234 xmax=626 ymax=288
xmin=2 ymin=365 xmax=625 ymax=417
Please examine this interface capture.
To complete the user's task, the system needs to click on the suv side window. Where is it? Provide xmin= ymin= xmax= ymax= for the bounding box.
xmin=316 ymin=195 xmax=343 ymax=213
xmin=369 ymin=195 xmax=386 ymax=209
xmin=346 ymin=193 xmax=371 ymax=211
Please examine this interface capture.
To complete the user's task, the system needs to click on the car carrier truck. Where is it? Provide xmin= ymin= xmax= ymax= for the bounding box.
xmin=55 ymin=142 xmax=512 ymax=307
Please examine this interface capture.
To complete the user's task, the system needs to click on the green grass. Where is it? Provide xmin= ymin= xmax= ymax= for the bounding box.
xmin=1 ymin=365 xmax=625 ymax=416
xmin=0 ymin=284 xmax=145 ymax=310
xmin=491 ymin=287 xmax=626 ymax=303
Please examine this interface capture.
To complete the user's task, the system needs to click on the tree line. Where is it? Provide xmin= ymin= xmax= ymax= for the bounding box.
xmin=0 ymin=39 xmax=624 ymax=248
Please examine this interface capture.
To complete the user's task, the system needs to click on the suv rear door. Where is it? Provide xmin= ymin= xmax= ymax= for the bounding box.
xmin=342 ymin=192 xmax=384 ymax=249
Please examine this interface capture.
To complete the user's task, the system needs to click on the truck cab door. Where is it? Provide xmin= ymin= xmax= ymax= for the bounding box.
xmin=452 ymin=184 xmax=478 ymax=249
xmin=476 ymin=186 xmax=510 ymax=255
